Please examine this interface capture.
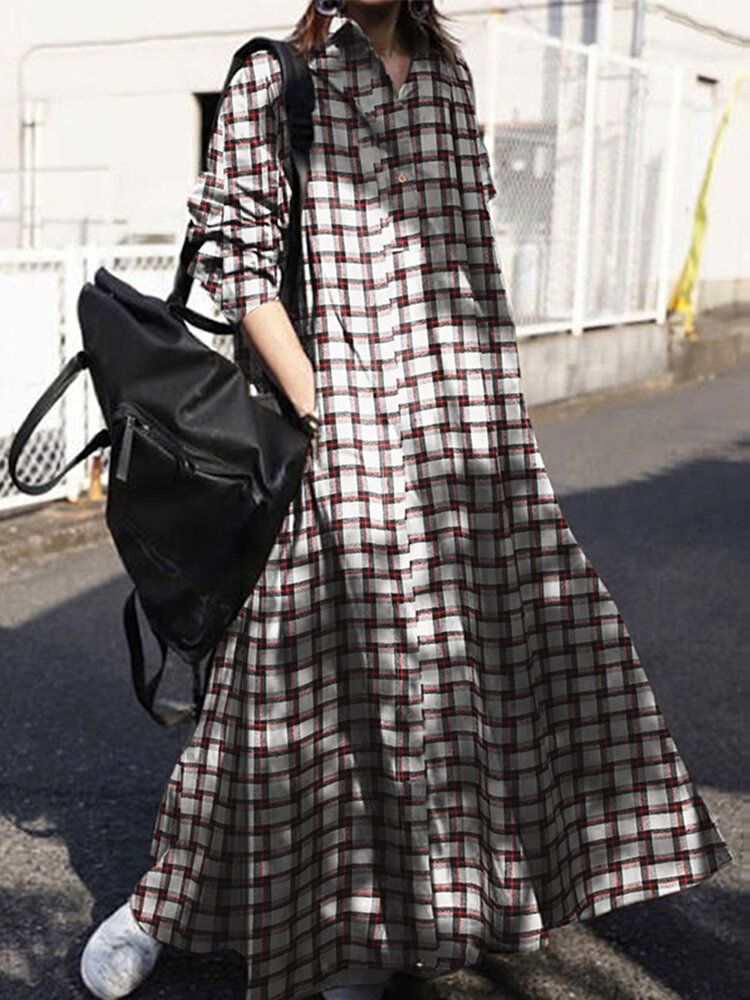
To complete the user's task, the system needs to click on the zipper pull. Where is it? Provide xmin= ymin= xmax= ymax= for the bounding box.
xmin=115 ymin=413 xmax=135 ymax=483
xmin=175 ymin=453 xmax=192 ymax=482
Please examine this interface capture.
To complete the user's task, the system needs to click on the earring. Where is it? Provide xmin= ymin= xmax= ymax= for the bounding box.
xmin=407 ymin=0 xmax=432 ymax=21
xmin=314 ymin=0 xmax=344 ymax=15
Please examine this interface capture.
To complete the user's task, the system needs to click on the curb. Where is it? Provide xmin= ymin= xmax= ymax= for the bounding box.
xmin=530 ymin=315 xmax=748 ymax=424
xmin=668 ymin=318 xmax=747 ymax=382
xmin=0 ymin=498 xmax=110 ymax=577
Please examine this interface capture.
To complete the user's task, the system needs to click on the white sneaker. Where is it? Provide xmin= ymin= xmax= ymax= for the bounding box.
xmin=80 ymin=900 xmax=164 ymax=999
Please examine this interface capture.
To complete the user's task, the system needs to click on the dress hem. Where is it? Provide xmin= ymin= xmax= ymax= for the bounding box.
xmin=128 ymin=840 xmax=734 ymax=999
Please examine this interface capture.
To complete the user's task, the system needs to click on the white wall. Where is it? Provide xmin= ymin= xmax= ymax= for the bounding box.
xmin=6 ymin=1 xmax=310 ymax=247
xmin=2 ymin=1 xmax=748 ymax=304
xmin=606 ymin=1 xmax=750 ymax=305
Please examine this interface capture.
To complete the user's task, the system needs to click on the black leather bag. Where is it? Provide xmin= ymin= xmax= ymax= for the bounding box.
xmin=7 ymin=37 xmax=317 ymax=727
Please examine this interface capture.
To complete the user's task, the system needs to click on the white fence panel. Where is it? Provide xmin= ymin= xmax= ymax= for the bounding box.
xmin=0 ymin=244 xmax=241 ymax=513
xmin=0 ymin=253 xmax=72 ymax=513
xmin=479 ymin=22 xmax=682 ymax=334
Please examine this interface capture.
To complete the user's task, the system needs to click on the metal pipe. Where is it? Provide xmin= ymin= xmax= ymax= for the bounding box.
xmin=631 ymin=0 xmax=647 ymax=57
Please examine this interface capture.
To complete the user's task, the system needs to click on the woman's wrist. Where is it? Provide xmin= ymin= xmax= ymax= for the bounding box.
xmin=293 ymin=395 xmax=317 ymax=418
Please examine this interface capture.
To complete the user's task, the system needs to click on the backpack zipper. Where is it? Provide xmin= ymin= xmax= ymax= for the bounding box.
xmin=112 ymin=402 xmax=267 ymax=502
xmin=115 ymin=413 xmax=136 ymax=483
xmin=115 ymin=410 xmax=188 ymax=485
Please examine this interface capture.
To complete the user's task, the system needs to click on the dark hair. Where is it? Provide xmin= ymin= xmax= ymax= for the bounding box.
xmin=286 ymin=1 xmax=462 ymax=69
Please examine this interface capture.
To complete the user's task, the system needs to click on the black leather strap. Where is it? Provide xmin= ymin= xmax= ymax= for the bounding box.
xmin=165 ymin=300 xmax=240 ymax=336
xmin=8 ymin=351 xmax=111 ymax=496
xmin=167 ymin=37 xmax=315 ymax=336
xmin=123 ymin=589 xmax=212 ymax=728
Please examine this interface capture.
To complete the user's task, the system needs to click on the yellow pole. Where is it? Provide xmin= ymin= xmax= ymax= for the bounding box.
xmin=668 ymin=73 xmax=748 ymax=339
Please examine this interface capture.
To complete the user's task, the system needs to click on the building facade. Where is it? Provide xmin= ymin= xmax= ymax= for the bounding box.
xmin=2 ymin=1 xmax=748 ymax=309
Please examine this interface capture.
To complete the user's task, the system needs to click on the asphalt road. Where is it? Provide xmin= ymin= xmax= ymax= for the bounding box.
xmin=0 ymin=358 xmax=746 ymax=1000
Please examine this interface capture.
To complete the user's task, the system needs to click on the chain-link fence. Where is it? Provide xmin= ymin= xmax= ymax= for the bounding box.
xmin=0 ymin=250 xmax=76 ymax=513
xmin=471 ymin=20 xmax=682 ymax=334
xmin=0 ymin=244 xmax=239 ymax=513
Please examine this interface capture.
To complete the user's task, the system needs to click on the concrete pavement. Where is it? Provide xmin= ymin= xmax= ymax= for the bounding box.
xmin=0 ymin=353 xmax=745 ymax=999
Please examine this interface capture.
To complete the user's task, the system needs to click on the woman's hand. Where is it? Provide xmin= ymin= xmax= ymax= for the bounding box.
xmin=240 ymin=299 xmax=316 ymax=418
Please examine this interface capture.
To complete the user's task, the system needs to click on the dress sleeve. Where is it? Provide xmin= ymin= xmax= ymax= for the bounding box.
xmin=185 ymin=50 xmax=292 ymax=325
xmin=455 ymin=54 xmax=497 ymax=205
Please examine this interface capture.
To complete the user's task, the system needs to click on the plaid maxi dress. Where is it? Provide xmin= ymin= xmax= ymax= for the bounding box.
xmin=129 ymin=12 xmax=734 ymax=1000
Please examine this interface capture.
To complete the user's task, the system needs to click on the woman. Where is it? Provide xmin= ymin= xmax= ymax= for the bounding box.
xmin=80 ymin=3 xmax=734 ymax=1000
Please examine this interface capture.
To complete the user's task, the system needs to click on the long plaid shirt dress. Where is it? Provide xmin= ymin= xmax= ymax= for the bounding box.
xmin=129 ymin=12 xmax=734 ymax=1000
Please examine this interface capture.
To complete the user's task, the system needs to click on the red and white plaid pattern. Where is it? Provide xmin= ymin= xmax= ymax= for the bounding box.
xmin=129 ymin=13 xmax=733 ymax=1000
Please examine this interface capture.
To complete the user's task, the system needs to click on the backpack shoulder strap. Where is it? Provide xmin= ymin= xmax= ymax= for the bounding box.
xmin=123 ymin=588 xmax=213 ymax=727
xmin=167 ymin=37 xmax=315 ymax=334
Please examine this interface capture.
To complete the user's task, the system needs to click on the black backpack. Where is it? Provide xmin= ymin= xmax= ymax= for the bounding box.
xmin=7 ymin=38 xmax=317 ymax=727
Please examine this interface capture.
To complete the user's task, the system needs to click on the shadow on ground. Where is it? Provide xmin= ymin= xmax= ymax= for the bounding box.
xmin=0 ymin=437 xmax=745 ymax=999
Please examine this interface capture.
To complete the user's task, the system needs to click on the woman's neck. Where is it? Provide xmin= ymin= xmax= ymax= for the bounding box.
xmin=344 ymin=1 xmax=407 ymax=57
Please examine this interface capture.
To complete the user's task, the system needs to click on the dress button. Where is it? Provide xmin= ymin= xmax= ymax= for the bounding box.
xmin=397 ymin=173 xmax=407 ymax=183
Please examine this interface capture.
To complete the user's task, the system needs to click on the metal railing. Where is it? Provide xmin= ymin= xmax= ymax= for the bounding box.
xmin=477 ymin=21 xmax=683 ymax=334
xmin=0 ymin=243 xmax=244 ymax=513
